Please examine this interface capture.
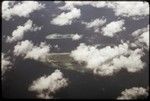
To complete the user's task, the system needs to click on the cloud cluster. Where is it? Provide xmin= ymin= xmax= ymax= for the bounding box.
xmin=117 ymin=87 xmax=149 ymax=99
xmin=2 ymin=1 xmax=45 ymax=20
xmin=13 ymin=40 xmax=50 ymax=62
xmin=110 ymin=1 xmax=149 ymax=19
xmin=28 ymin=69 xmax=68 ymax=99
xmin=51 ymin=8 xmax=81 ymax=26
xmin=1 ymin=53 xmax=12 ymax=76
xmin=131 ymin=25 xmax=149 ymax=50
xmin=59 ymin=1 xmax=149 ymax=20
xmin=58 ymin=1 xmax=106 ymax=10
xmin=46 ymin=33 xmax=82 ymax=41
xmin=101 ymin=20 xmax=125 ymax=37
xmin=70 ymin=42 xmax=145 ymax=76
xmin=82 ymin=17 xmax=107 ymax=32
xmin=71 ymin=43 xmax=128 ymax=68
xmin=94 ymin=48 xmax=145 ymax=76
xmin=6 ymin=20 xmax=42 ymax=43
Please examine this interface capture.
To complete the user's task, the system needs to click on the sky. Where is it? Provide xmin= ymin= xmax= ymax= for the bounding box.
xmin=1 ymin=1 xmax=149 ymax=99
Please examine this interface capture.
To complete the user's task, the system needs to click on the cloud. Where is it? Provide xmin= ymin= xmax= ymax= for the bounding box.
xmin=132 ymin=25 xmax=149 ymax=37
xmin=101 ymin=20 xmax=125 ymax=37
xmin=131 ymin=25 xmax=149 ymax=50
xmin=28 ymin=69 xmax=68 ymax=99
xmin=6 ymin=20 xmax=42 ymax=43
xmin=109 ymin=1 xmax=149 ymax=19
xmin=54 ymin=1 xmax=63 ymax=4
xmin=13 ymin=40 xmax=50 ymax=62
xmin=25 ymin=42 xmax=50 ymax=62
xmin=72 ymin=33 xmax=82 ymax=41
xmin=138 ymin=31 xmax=149 ymax=48
xmin=59 ymin=1 xmax=149 ymax=20
xmin=93 ymin=48 xmax=145 ymax=76
xmin=1 ymin=53 xmax=12 ymax=76
xmin=13 ymin=40 xmax=34 ymax=56
xmin=117 ymin=87 xmax=149 ymax=99
xmin=70 ymin=43 xmax=129 ymax=69
xmin=2 ymin=1 xmax=45 ymax=20
xmin=58 ymin=1 xmax=110 ymax=11
xmin=46 ymin=33 xmax=82 ymax=41
xmin=70 ymin=42 xmax=145 ymax=76
xmin=112 ymin=48 xmax=145 ymax=72
xmin=51 ymin=8 xmax=81 ymax=26
xmin=82 ymin=17 xmax=107 ymax=32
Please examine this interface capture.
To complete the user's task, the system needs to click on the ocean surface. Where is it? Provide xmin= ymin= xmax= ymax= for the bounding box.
xmin=2 ymin=1 xmax=149 ymax=99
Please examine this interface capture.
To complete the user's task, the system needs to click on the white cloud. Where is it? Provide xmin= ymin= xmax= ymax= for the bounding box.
xmin=71 ymin=43 xmax=129 ymax=69
xmin=58 ymin=1 xmax=109 ymax=11
xmin=72 ymin=33 xmax=82 ymax=40
xmin=13 ymin=40 xmax=34 ymax=56
xmin=82 ymin=17 xmax=107 ymax=32
xmin=58 ymin=1 xmax=92 ymax=10
xmin=112 ymin=48 xmax=145 ymax=72
xmin=2 ymin=1 xmax=45 ymax=20
xmin=13 ymin=40 xmax=50 ymax=62
xmin=94 ymin=48 xmax=145 ymax=76
xmin=101 ymin=20 xmax=125 ymax=37
xmin=51 ymin=8 xmax=81 ymax=26
xmin=132 ymin=25 xmax=149 ymax=37
xmin=1 ymin=53 xmax=12 ymax=76
xmin=59 ymin=1 xmax=149 ymax=20
xmin=110 ymin=1 xmax=149 ymax=18
xmin=28 ymin=69 xmax=68 ymax=99
xmin=54 ymin=1 xmax=63 ymax=4
xmin=6 ymin=20 xmax=42 ymax=43
xmin=138 ymin=31 xmax=149 ymax=48
xmin=46 ymin=33 xmax=82 ymax=41
xmin=131 ymin=25 xmax=149 ymax=50
xmin=25 ymin=42 xmax=50 ymax=62
xmin=117 ymin=87 xmax=149 ymax=99
xmin=71 ymin=42 xmax=145 ymax=76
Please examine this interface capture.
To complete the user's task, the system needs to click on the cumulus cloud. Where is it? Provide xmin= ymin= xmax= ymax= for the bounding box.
xmin=46 ymin=33 xmax=82 ymax=41
xmin=72 ymin=33 xmax=82 ymax=41
xmin=71 ymin=43 xmax=129 ymax=69
xmin=51 ymin=8 xmax=81 ymax=26
xmin=2 ymin=1 xmax=45 ymax=20
xmin=54 ymin=1 xmax=63 ymax=4
xmin=112 ymin=48 xmax=145 ymax=72
xmin=93 ymin=48 xmax=145 ymax=76
xmin=59 ymin=1 xmax=149 ymax=20
xmin=131 ymin=25 xmax=149 ymax=50
xmin=117 ymin=87 xmax=149 ymax=100
xmin=28 ymin=69 xmax=68 ymax=99
xmin=13 ymin=40 xmax=34 ymax=56
xmin=70 ymin=42 xmax=145 ymax=76
xmin=6 ymin=20 xmax=42 ymax=43
xmin=82 ymin=17 xmax=107 ymax=32
xmin=109 ymin=1 xmax=149 ymax=19
xmin=1 ymin=53 xmax=12 ymax=76
xmin=13 ymin=40 xmax=50 ymax=62
xmin=132 ymin=25 xmax=149 ymax=38
xmin=138 ymin=31 xmax=149 ymax=47
xmin=58 ymin=1 xmax=109 ymax=11
xmin=101 ymin=20 xmax=125 ymax=37
xmin=25 ymin=42 xmax=50 ymax=61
